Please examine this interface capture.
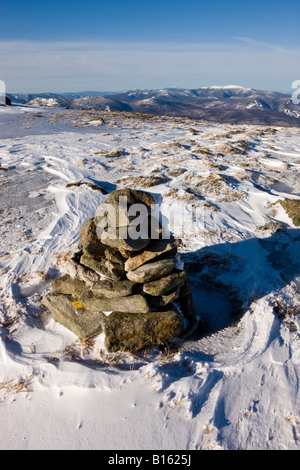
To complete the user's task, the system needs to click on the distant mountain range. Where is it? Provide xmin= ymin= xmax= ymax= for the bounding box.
xmin=7 ymin=85 xmax=300 ymax=127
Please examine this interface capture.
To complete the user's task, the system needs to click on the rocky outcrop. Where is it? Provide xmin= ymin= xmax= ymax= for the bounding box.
xmin=41 ymin=188 xmax=196 ymax=352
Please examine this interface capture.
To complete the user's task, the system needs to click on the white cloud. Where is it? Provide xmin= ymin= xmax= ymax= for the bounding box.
xmin=0 ymin=39 xmax=299 ymax=93
xmin=234 ymin=36 xmax=287 ymax=52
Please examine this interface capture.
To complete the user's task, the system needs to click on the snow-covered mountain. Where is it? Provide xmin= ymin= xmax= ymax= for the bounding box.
xmin=70 ymin=95 xmax=132 ymax=112
xmin=25 ymin=96 xmax=71 ymax=108
xmin=9 ymin=85 xmax=299 ymax=127
xmin=107 ymin=86 xmax=298 ymax=127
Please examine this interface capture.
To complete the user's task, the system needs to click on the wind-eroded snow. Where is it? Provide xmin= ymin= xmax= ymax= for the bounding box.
xmin=0 ymin=105 xmax=300 ymax=450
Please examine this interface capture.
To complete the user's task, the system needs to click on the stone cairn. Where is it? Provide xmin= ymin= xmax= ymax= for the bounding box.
xmin=42 ymin=189 xmax=196 ymax=353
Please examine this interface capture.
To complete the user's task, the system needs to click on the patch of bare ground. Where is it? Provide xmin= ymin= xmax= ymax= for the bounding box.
xmin=250 ymin=127 xmax=278 ymax=137
xmin=273 ymin=297 xmax=299 ymax=332
xmin=163 ymin=188 xmax=199 ymax=202
xmin=224 ymin=128 xmax=248 ymax=135
xmin=0 ymin=295 xmax=28 ymax=334
xmin=66 ymin=182 xmax=108 ymax=193
xmin=115 ymin=175 xmax=170 ymax=188
xmin=278 ymin=199 xmax=300 ymax=226
xmin=203 ymin=201 xmax=220 ymax=211
xmin=54 ymin=251 xmax=73 ymax=265
xmin=188 ymin=128 xmax=198 ymax=135
xmin=46 ymin=337 xmax=155 ymax=370
xmin=205 ymin=162 xmax=227 ymax=170
xmin=106 ymin=149 xmax=128 ymax=158
xmin=167 ymin=168 xmax=187 ymax=177
xmin=184 ymin=173 xmax=245 ymax=201
xmin=191 ymin=146 xmax=212 ymax=156
xmin=234 ymin=139 xmax=253 ymax=152
xmin=256 ymin=221 xmax=285 ymax=234
xmin=167 ymin=142 xmax=186 ymax=149
xmin=215 ymin=143 xmax=245 ymax=155
xmin=207 ymin=132 xmax=232 ymax=141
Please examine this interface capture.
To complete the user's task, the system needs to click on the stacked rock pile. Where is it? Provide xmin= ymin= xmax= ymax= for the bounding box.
xmin=41 ymin=189 xmax=196 ymax=352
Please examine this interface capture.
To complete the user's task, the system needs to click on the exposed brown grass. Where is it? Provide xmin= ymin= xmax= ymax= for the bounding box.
xmin=54 ymin=251 xmax=73 ymax=265
xmin=0 ymin=314 xmax=21 ymax=329
xmin=0 ymin=373 xmax=34 ymax=397
xmin=167 ymin=168 xmax=186 ymax=177
xmin=46 ymin=338 xmax=155 ymax=370
xmin=66 ymin=181 xmax=108 ymax=193
xmin=107 ymin=149 xmax=127 ymax=157
xmin=163 ymin=188 xmax=197 ymax=202
xmin=256 ymin=221 xmax=284 ymax=233
xmin=279 ymin=199 xmax=300 ymax=226
xmin=273 ymin=298 xmax=299 ymax=325
xmin=115 ymin=175 xmax=170 ymax=188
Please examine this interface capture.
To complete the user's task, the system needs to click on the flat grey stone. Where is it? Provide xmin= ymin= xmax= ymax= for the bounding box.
xmin=100 ymin=225 xmax=151 ymax=252
xmin=41 ymin=293 xmax=105 ymax=339
xmin=147 ymin=286 xmax=182 ymax=307
xmin=124 ymin=239 xmax=179 ymax=272
xmin=80 ymin=253 xmax=124 ymax=281
xmin=80 ymin=294 xmax=150 ymax=314
xmin=126 ymin=259 xmax=176 ymax=283
xmin=51 ymin=273 xmax=92 ymax=299
xmin=142 ymin=271 xmax=186 ymax=296
xmin=91 ymin=279 xmax=136 ymax=298
xmin=51 ymin=273 xmax=149 ymax=313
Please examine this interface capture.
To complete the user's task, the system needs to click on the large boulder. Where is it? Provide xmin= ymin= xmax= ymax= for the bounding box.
xmin=103 ymin=309 xmax=184 ymax=352
xmin=41 ymin=293 xmax=105 ymax=339
xmin=51 ymin=273 xmax=92 ymax=298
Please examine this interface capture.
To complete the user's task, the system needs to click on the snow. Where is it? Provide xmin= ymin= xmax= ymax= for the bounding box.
xmin=246 ymin=100 xmax=263 ymax=109
xmin=200 ymin=85 xmax=250 ymax=90
xmin=210 ymin=85 xmax=247 ymax=89
xmin=285 ymin=109 xmax=300 ymax=119
xmin=0 ymin=104 xmax=300 ymax=450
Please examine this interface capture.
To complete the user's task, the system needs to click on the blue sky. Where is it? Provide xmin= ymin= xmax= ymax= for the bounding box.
xmin=0 ymin=0 xmax=299 ymax=93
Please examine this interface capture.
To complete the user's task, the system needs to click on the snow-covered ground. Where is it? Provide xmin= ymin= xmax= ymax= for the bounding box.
xmin=0 ymin=104 xmax=300 ymax=450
